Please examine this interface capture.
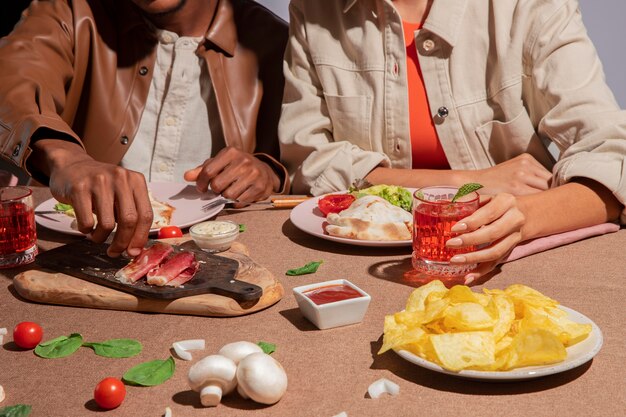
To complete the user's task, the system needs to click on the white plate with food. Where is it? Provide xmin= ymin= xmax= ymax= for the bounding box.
xmin=289 ymin=188 xmax=413 ymax=247
xmin=394 ymin=306 xmax=603 ymax=381
xmin=35 ymin=182 xmax=224 ymax=236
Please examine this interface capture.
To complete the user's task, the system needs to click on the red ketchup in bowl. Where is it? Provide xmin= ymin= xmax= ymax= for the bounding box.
xmin=303 ymin=284 xmax=363 ymax=305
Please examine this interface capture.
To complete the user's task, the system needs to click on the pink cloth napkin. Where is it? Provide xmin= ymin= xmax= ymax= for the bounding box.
xmin=503 ymin=223 xmax=621 ymax=263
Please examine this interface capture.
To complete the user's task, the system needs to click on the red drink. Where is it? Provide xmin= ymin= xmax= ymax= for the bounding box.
xmin=0 ymin=187 xmax=37 ymax=268
xmin=412 ymin=186 xmax=479 ymax=277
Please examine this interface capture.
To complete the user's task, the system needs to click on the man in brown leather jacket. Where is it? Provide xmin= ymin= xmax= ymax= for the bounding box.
xmin=0 ymin=0 xmax=289 ymax=257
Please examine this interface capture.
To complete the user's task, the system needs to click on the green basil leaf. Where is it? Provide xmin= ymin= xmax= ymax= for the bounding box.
xmin=0 ymin=405 xmax=32 ymax=417
xmin=123 ymin=357 xmax=176 ymax=386
xmin=83 ymin=339 xmax=142 ymax=358
xmin=34 ymin=333 xmax=83 ymax=359
xmin=451 ymin=183 xmax=483 ymax=202
xmin=238 ymin=224 xmax=246 ymax=233
xmin=286 ymin=261 xmax=323 ymax=276
xmin=257 ymin=341 xmax=276 ymax=355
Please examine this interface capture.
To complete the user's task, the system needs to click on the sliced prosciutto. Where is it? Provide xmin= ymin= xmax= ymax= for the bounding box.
xmin=165 ymin=261 xmax=200 ymax=287
xmin=146 ymin=252 xmax=198 ymax=286
xmin=114 ymin=242 xmax=174 ymax=284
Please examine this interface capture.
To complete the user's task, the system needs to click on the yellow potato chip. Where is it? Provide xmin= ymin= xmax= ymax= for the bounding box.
xmin=445 ymin=285 xmax=479 ymax=304
xmin=379 ymin=315 xmax=427 ymax=354
xmin=430 ymin=332 xmax=495 ymax=372
xmin=443 ymin=302 xmax=497 ymax=331
xmin=405 ymin=280 xmax=448 ymax=312
xmin=500 ymin=328 xmax=566 ymax=370
xmin=504 ymin=284 xmax=558 ymax=316
xmin=489 ymin=294 xmax=516 ymax=341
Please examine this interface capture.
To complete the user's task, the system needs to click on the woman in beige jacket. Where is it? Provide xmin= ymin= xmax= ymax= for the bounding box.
xmin=279 ymin=0 xmax=625 ymax=282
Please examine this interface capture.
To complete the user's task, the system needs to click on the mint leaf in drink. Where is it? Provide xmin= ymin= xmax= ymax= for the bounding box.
xmin=0 ymin=404 xmax=32 ymax=417
xmin=452 ymin=183 xmax=483 ymax=202
xmin=123 ymin=357 xmax=176 ymax=386
xmin=83 ymin=339 xmax=142 ymax=358
xmin=34 ymin=333 xmax=83 ymax=359
xmin=257 ymin=341 xmax=276 ymax=355
xmin=286 ymin=261 xmax=323 ymax=276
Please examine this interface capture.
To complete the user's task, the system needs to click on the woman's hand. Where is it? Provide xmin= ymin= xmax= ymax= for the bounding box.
xmin=445 ymin=193 xmax=526 ymax=283
xmin=475 ymin=153 xmax=552 ymax=196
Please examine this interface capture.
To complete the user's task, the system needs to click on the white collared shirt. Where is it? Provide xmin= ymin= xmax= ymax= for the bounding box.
xmin=121 ymin=29 xmax=224 ymax=182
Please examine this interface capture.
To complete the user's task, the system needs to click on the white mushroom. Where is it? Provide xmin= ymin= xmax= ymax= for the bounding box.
xmin=0 ymin=327 xmax=7 ymax=345
xmin=188 ymin=355 xmax=237 ymax=407
xmin=236 ymin=352 xmax=288 ymax=405
xmin=218 ymin=341 xmax=263 ymax=365
xmin=367 ymin=378 xmax=400 ymax=399
xmin=172 ymin=339 xmax=205 ymax=361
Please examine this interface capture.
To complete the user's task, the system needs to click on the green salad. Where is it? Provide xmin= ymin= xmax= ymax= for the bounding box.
xmin=349 ymin=184 xmax=412 ymax=212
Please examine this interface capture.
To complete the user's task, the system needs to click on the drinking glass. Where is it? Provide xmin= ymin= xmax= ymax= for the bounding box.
xmin=0 ymin=186 xmax=37 ymax=268
xmin=412 ymin=186 xmax=479 ymax=277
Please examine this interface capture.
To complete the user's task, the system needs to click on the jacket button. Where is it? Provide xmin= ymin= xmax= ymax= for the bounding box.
xmin=139 ymin=66 xmax=148 ymax=76
xmin=12 ymin=144 xmax=21 ymax=157
xmin=422 ymin=39 xmax=435 ymax=52
xmin=120 ymin=136 xmax=129 ymax=145
xmin=437 ymin=106 xmax=449 ymax=118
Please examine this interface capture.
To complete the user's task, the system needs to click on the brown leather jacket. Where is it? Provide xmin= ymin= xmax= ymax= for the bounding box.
xmin=0 ymin=0 xmax=290 ymax=192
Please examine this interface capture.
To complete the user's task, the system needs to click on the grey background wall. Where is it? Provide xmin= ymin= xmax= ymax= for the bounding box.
xmin=257 ymin=0 xmax=625 ymax=108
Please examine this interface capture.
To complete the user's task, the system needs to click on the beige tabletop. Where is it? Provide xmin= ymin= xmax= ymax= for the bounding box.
xmin=2 ymin=186 xmax=625 ymax=417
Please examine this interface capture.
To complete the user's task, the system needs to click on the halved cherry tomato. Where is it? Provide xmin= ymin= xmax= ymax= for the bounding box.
xmin=13 ymin=321 xmax=43 ymax=349
xmin=158 ymin=226 xmax=183 ymax=239
xmin=94 ymin=377 xmax=126 ymax=410
xmin=317 ymin=194 xmax=356 ymax=216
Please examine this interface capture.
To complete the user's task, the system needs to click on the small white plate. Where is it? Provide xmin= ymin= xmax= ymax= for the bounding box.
xmin=289 ymin=192 xmax=412 ymax=247
xmin=394 ymin=306 xmax=603 ymax=381
xmin=35 ymin=182 xmax=224 ymax=235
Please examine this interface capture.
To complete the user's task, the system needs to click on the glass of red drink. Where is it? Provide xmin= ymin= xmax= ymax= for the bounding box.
xmin=0 ymin=186 xmax=37 ymax=268
xmin=412 ymin=186 xmax=479 ymax=277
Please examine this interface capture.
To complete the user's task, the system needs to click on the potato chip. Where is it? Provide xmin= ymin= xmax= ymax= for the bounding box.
xmin=430 ymin=332 xmax=495 ymax=372
xmin=443 ymin=302 xmax=497 ymax=331
xmin=499 ymin=329 xmax=566 ymax=370
xmin=380 ymin=280 xmax=591 ymax=372
xmin=405 ymin=280 xmax=447 ymax=312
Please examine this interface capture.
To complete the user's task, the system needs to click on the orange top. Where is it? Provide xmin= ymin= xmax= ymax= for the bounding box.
xmin=403 ymin=21 xmax=450 ymax=169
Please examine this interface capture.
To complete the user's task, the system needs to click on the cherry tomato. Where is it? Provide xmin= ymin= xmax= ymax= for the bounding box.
xmin=94 ymin=377 xmax=126 ymax=410
xmin=317 ymin=194 xmax=356 ymax=216
xmin=13 ymin=321 xmax=43 ymax=349
xmin=158 ymin=225 xmax=183 ymax=239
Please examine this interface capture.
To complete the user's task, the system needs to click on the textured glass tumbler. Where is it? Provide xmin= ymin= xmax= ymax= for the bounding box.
xmin=0 ymin=186 xmax=37 ymax=268
xmin=412 ymin=186 xmax=479 ymax=277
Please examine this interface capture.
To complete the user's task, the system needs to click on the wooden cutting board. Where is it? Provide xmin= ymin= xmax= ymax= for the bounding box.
xmin=13 ymin=240 xmax=283 ymax=317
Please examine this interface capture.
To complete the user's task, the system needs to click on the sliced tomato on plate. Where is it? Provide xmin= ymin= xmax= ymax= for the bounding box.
xmin=317 ymin=194 xmax=356 ymax=216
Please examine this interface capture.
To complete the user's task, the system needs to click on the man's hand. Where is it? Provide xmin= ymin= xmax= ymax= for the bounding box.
xmin=184 ymin=146 xmax=280 ymax=205
xmin=475 ymin=153 xmax=552 ymax=196
xmin=33 ymin=140 xmax=153 ymax=257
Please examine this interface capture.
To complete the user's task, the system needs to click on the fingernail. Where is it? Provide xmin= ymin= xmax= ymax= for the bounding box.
xmin=451 ymin=222 xmax=467 ymax=232
xmin=464 ymin=274 xmax=477 ymax=285
xmin=450 ymin=255 xmax=466 ymax=263
xmin=127 ymin=248 xmax=141 ymax=257
xmin=446 ymin=237 xmax=462 ymax=247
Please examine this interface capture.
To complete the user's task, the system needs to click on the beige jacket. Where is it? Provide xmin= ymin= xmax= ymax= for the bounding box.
xmin=279 ymin=0 xmax=626 ymax=221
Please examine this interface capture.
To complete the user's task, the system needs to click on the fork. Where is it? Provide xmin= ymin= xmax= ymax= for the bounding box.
xmin=201 ymin=196 xmax=310 ymax=212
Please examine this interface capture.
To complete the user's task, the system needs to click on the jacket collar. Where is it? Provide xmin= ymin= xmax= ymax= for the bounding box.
xmin=204 ymin=0 xmax=237 ymax=57
xmin=343 ymin=0 xmax=468 ymax=47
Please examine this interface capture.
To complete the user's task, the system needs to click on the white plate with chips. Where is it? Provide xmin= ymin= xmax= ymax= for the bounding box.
xmin=35 ymin=182 xmax=224 ymax=236
xmin=394 ymin=306 xmax=603 ymax=381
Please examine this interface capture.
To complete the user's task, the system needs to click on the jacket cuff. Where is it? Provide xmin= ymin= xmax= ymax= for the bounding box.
xmin=253 ymin=153 xmax=291 ymax=194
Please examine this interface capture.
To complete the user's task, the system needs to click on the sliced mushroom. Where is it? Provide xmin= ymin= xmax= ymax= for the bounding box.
xmin=218 ymin=341 xmax=263 ymax=365
xmin=188 ymin=355 xmax=237 ymax=407
xmin=236 ymin=352 xmax=287 ymax=405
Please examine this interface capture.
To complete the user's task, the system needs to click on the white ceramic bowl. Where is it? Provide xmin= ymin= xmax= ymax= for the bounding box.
xmin=189 ymin=220 xmax=239 ymax=253
xmin=292 ymin=279 xmax=371 ymax=330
